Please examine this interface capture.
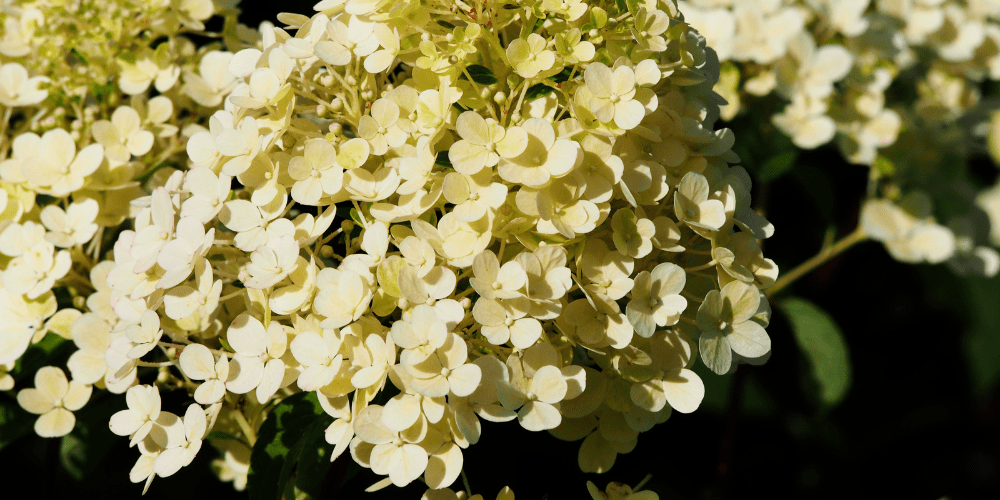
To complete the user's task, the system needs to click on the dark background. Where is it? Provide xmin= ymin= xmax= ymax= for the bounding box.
xmin=3 ymin=2 xmax=999 ymax=498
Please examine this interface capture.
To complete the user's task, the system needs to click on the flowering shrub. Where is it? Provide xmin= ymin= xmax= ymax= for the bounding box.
xmin=1 ymin=0 xmax=776 ymax=496
xmin=10 ymin=0 xmax=998 ymax=498
xmin=679 ymin=0 xmax=1000 ymax=276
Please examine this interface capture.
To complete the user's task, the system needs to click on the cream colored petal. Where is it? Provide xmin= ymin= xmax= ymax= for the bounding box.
xmin=35 ymin=408 xmax=75 ymax=437
xmin=518 ymin=401 xmax=561 ymax=431
xmin=17 ymin=388 xmax=55 ymax=415
xmin=62 ymin=382 xmax=92 ymax=411
xmin=424 ymin=442 xmax=462 ymax=489
xmin=34 ymin=366 xmax=69 ymax=401
xmin=179 ymin=344 xmax=217 ymax=380
xmin=727 ymin=321 xmax=771 ymax=359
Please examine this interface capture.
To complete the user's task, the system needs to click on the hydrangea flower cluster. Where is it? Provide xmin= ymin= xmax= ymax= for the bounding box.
xmin=679 ymin=0 xmax=1000 ymax=275
xmin=1 ymin=0 xmax=776 ymax=494
xmin=0 ymin=0 xmax=234 ymax=484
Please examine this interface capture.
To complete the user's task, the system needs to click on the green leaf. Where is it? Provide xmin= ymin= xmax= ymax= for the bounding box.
xmin=0 ymin=397 xmax=32 ymax=451
xmin=11 ymin=333 xmax=73 ymax=383
xmin=434 ymin=151 xmax=453 ymax=169
xmin=247 ymin=392 xmax=332 ymax=500
xmin=293 ymin=418 xmax=336 ymax=497
xmin=525 ymin=83 xmax=555 ymax=99
xmin=780 ymin=298 xmax=851 ymax=406
xmin=207 ymin=430 xmax=247 ymax=444
xmin=756 ymin=151 xmax=797 ymax=183
xmin=218 ymin=337 xmax=235 ymax=353
xmin=59 ymin=393 xmax=121 ymax=480
xmin=465 ymin=65 xmax=498 ymax=85
xmin=549 ymin=66 xmax=574 ymax=84
xmin=957 ymin=275 xmax=1000 ymax=396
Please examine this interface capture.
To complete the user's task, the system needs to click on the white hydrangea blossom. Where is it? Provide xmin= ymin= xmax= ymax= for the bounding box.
xmin=679 ymin=0 xmax=1000 ymax=274
xmin=0 ymin=0 xmax=786 ymax=495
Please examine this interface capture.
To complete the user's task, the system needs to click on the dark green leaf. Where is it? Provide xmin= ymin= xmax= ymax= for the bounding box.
xmin=435 ymin=151 xmax=453 ymax=169
xmin=0 ymin=397 xmax=32 ymax=451
xmin=780 ymin=298 xmax=851 ymax=406
xmin=465 ymin=65 xmax=498 ymax=85
xmin=247 ymin=392 xmax=329 ymax=500
xmin=59 ymin=393 xmax=121 ymax=480
xmin=11 ymin=333 xmax=73 ymax=383
xmin=549 ymin=66 xmax=574 ymax=84
xmin=959 ymin=276 xmax=1000 ymax=396
xmin=757 ymin=151 xmax=797 ymax=183
xmin=293 ymin=417 xmax=336 ymax=497
xmin=525 ymin=83 xmax=555 ymax=99
xmin=207 ymin=430 xmax=247 ymax=444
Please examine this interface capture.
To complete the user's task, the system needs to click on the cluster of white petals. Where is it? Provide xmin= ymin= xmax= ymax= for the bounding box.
xmin=0 ymin=0 xmax=777 ymax=496
xmin=680 ymin=0 xmax=1000 ymax=274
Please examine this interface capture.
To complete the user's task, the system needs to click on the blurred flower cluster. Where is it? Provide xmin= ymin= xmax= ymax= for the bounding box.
xmin=1 ymin=0 xmax=775 ymax=496
xmin=679 ymin=0 xmax=1000 ymax=275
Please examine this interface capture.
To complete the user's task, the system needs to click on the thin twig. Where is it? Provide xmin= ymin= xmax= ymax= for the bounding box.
xmin=765 ymin=227 xmax=867 ymax=297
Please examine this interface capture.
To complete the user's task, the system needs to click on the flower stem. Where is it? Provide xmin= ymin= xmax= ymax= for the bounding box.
xmin=232 ymin=406 xmax=257 ymax=446
xmin=765 ymin=227 xmax=867 ymax=298
xmin=461 ymin=469 xmax=473 ymax=497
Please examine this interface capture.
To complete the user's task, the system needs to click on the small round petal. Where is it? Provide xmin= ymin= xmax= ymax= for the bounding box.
xmin=62 ymin=382 xmax=92 ymax=411
xmin=447 ymin=363 xmax=482 ymax=397
xmin=35 ymin=408 xmax=76 ymax=437
xmin=518 ymin=401 xmax=561 ymax=431
xmin=17 ymin=388 xmax=56 ymax=415
xmin=662 ymin=369 xmax=705 ymax=414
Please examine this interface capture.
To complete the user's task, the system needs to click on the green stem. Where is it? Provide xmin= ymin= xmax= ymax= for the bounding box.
xmin=766 ymin=228 xmax=867 ymax=298
xmin=232 ymin=406 xmax=257 ymax=446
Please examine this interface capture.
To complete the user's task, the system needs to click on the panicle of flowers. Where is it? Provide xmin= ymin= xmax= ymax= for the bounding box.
xmin=2 ymin=0 xmax=778 ymax=495
xmin=0 ymin=0 xmax=244 ymax=493
xmin=679 ymin=0 xmax=1000 ymax=276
